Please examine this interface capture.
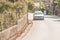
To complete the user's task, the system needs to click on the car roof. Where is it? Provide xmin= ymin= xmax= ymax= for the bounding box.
xmin=35 ymin=11 xmax=43 ymax=13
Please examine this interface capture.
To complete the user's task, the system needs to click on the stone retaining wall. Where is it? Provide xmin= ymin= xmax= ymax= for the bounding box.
xmin=0 ymin=14 xmax=27 ymax=40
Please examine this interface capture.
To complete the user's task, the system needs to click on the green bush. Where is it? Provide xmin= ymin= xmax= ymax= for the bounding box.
xmin=0 ymin=0 xmax=28 ymax=31
xmin=28 ymin=2 xmax=34 ymax=12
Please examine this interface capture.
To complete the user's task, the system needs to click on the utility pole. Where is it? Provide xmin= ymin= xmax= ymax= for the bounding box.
xmin=53 ymin=0 xmax=55 ymax=15
xmin=49 ymin=0 xmax=50 ymax=15
xmin=27 ymin=1 xmax=28 ymax=24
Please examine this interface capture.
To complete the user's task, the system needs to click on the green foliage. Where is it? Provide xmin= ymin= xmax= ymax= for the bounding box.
xmin=28 ymin=2 xmax=34 ymax=11
xmin=0 ymin=3 xmax=11 ymax=13
xmin=0 ymin=0 xmax=28 ymax=31
xmin=55 ymin=0 xmax=60 ymax=8
xmin=9 ymin=0 xmax=18 ymax=3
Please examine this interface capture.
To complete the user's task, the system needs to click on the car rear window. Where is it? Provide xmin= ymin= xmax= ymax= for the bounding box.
xmin=35 ymin=12 xmax=43 ymax=14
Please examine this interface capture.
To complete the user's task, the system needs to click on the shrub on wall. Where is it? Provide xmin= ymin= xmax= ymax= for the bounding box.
xmin=0 ymin=0 xmax=28 ymax=31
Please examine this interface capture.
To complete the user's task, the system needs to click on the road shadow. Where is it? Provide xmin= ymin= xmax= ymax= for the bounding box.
xmin=53 ymin=20 xmax=60 ymax=22
xmin=45 ymin=15 xmax=60 ymax=22
xmin=33 ymin=19 xmax=44 ymax=21
xmin=45 ymin=16 xmax=60 ymax=19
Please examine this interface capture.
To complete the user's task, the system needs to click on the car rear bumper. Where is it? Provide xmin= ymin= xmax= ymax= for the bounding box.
xmin=33 ymin=16 xmax=44 ymax=20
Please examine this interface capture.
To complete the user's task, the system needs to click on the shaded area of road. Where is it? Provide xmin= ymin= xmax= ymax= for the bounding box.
xmin=17 ymin=13 xmax=60 ymax=40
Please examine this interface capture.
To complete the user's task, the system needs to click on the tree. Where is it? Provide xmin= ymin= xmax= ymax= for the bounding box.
xmin=55 ymin=0 xmax=60 ymax=8
xmin=28 ymin=2 xmax=34 ymax=10
xmin=27 ymin=0 xmax=34 ymax=12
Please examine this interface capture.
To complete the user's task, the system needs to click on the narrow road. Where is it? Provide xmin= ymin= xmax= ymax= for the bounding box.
xmin=17 ymin=13 xmax=60 ymax=40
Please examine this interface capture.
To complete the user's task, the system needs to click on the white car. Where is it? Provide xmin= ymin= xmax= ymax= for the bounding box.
xmin=33 ymin=11 xmax=44 ymax=20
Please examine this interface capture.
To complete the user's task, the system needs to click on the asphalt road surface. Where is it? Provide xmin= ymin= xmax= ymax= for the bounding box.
xmin=17 ymin=13 xmax=60 ymax=40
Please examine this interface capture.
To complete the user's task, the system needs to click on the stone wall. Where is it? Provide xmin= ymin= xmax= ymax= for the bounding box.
xmin=0 ymin=14 xmax=27 ymax=40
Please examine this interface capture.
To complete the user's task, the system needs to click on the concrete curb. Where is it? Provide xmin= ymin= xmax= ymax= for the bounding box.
xmin=16 ymin=20 xmax=33 ymax=40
